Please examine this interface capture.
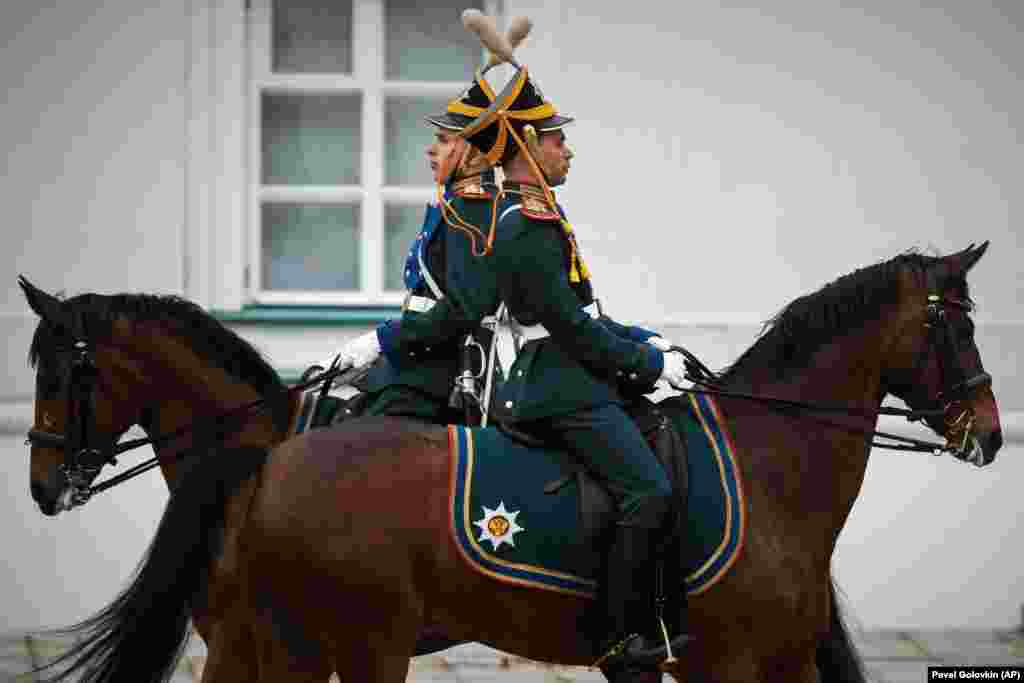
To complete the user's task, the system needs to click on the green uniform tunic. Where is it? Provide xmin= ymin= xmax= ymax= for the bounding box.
xmin=362 ymin=177 xmax=500 ymax=421
xmin=487 ymin=183 xmax=670 ymax=517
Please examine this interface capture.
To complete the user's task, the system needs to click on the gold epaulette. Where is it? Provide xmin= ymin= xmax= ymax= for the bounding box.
xmin=507 ymin=183 xmax=560 ymax=221
xmin=451 ymin=175 xmax=494 ymax=199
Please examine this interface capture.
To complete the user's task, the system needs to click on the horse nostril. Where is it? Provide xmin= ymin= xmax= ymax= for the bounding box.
xmin=30 ymin=480 xmax=46 ymax=503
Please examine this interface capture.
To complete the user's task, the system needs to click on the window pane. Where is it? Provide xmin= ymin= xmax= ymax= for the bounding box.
xmin=383 ymin=203 xmax=427 ymax=291
xmin=262 ymin=203 xmax=360 ymax=290
xmin=384 ymin=0 xmax=483 ymax=81
xmin=262 ymin=93 xmax=361 ymax=185
xmin=273 ymin=0 xmax=352 ymax=74
xmin=384 ymin=96 xmax=451 ymax=186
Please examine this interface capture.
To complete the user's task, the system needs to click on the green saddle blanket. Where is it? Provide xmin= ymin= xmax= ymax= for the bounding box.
xmin=447 ymin=393 xmax=747 ymax=598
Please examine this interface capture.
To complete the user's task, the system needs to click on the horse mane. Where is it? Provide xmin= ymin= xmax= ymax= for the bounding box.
xmin=28 ymin=292 xmax=287 ymax=401
xmin=720 ymin=250 xmax=969 ymax=382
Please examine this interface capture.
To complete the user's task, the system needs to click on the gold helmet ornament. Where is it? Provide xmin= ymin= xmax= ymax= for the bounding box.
xmin=421 ymin=15 xmax=543 ymax=255
xmin=457 ymin=10 xmax=574 ymax=170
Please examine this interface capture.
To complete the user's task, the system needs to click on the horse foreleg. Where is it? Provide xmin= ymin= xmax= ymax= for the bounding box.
xmin=256 ymin=646 xmax=332 ymax=683
xmin=334 ymin=648 xmax=412 ymax=683
xmin=199 ymin=618 xmax=259 ymax=683
xmin=331 ymin=603 xmax=420 ymax=683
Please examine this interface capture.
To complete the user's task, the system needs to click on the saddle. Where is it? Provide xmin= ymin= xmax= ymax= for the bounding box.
xmin=323 ymin=369 xmax=690 ymax=549
xmin=498 ymin=397 xmax=689 ymax=552
xmin=491 ymin=398 xmax=691 ymax=644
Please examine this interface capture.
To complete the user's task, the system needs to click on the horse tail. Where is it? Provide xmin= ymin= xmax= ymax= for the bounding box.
xmin=816 ymin=578 xmax=868 ymax=683
xmin=32 ymin=446 xmax=268 ymax=683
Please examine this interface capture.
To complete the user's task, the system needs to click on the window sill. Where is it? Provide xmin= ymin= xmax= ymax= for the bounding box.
xmin=211 ymin=304 xmax=400 ymax=327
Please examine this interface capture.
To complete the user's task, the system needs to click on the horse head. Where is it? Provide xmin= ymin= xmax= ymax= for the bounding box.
xmin=882 ymin=242 xmax=1001 ymax=466
xmin=20 ymin=276 xmax=293 ymax=516
xmin=20 ymin=276 xmax=150 ymax=515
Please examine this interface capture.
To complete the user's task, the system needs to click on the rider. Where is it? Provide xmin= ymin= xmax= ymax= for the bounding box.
xmin=457 ymin=59 xmax=691 ymax=677
xmin=336 ymin=73 xmax=502 ymax=424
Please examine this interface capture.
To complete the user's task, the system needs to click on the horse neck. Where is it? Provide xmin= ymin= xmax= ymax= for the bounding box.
xmin=721 ymin=315 xmax=892 ymax=553
xmin=125 ymin=323 xmax=289 ymax=488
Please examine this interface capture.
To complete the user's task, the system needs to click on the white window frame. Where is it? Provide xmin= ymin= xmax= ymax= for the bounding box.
xmin=245 ymin=0 xmax=500 ymax=307
xmin=185 ymin=0 xmax=249 ymax=312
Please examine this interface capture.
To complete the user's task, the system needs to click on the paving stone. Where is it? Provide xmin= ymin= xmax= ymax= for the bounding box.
xmin=909 ymin=630 xmax=1024 ymax=662
xmin=406 ymin=671 xmax=459 ymax=683
xmin=852 ymin=630 xmax=931 ymax=659
xmin=869 ymin=659 xmax=945 ymax=683
xmin=1008 ymin=635 xmax=1024 ymax=658
xmin=0 ymin=661 xmax=33 ymax=682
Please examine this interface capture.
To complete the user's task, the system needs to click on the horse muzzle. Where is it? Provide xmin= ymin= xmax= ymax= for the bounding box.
xmin=950 ymin=427 xmax=1002 ymax=467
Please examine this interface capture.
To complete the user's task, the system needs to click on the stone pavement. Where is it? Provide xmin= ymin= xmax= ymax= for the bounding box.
xmin=404 ymin=632 xmax=1024 ymax=682
xmin=2 ymin=629 xmax=1022 ymax=681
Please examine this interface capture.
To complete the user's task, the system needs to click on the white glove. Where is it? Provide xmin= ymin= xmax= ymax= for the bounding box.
xmin=647 ymin=336 xmax=673 ymax=352
xmin=338 ymin=330 xmax=382 ymax=369
xmin=659 ymin=351 xmax=688 ymax=388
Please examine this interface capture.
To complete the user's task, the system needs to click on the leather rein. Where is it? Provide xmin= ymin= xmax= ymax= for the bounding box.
xmin=26 ymin=288 xmax=990 ymax=511
xmin=26 ymin=348 xmax=359 ymax=510
xmin=669 ymin=291 xmax=991 ymax=464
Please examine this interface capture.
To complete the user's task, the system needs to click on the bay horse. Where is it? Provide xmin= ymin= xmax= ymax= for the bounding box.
xmin=17 ymin=281 xmax=311 ymax=680
xmin=21 ymin=243 xmax=1001 ymax=682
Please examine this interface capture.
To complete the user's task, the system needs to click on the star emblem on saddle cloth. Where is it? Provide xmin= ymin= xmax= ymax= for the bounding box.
xmin=474 ymin=501 xmax=524 ymax=551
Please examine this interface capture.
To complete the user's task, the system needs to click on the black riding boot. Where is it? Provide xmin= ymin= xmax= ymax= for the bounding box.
xmin=598 ymin=500 xmax=690 ymax=679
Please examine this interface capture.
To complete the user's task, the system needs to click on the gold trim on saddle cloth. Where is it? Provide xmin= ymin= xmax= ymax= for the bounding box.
xmin=446 ymin=426 xmax=597 ymax=598
xmin=685 ymin=394 xmax=747 ymax=593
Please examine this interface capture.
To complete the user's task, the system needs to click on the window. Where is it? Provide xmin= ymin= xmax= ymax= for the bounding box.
xmin=248 ymin=0 xmax=499 ymax=306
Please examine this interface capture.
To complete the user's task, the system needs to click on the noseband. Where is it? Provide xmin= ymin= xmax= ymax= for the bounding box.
xmin=26 ymin=325 xmax=356 ymax=511
xmin=916 ymin=293 xmax=991 ymax=458
xmin=26 ymin=330 xmax=123 ymax=508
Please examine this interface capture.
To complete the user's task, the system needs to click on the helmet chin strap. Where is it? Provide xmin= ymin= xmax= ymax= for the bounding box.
xmin=439 ymin=140 xmax=488 ymax=184
xmin=506 ymin=123 xmax=557 ymax=206
xmin=437 ymin=144 xmax=459 ymax=184
xmin=522 ymin=125 xmax=556 ymax=185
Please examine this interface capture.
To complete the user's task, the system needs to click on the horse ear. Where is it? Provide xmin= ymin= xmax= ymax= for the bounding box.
xmin=952 ymin=240 xmax=990 ymax=276
xmin=18 ymin=275 xmax=66 ymax=323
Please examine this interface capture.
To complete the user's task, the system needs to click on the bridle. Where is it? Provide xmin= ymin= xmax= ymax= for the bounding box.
xmin=900 ymin=291 xmax=991 ymax=453
xmin=26 ymin=278 xmax=993 ymax=513
xmin=671 ymin=284 xmax=992 ymax=466
xmin=26 ymin=327 xmax=356 ymax=511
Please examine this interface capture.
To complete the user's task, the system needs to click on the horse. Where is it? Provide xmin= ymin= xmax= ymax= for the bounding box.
xmin=20 ymin=242 xmax=1001 ymax=682
xmin=17 ymin=282 xmax=316 ymax=679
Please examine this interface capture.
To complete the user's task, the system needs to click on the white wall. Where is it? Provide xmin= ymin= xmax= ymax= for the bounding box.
xmin=0 ymin=0 xmax=1021 ymax=634
xmin=507 ymin=0 xmax=1022 ymax=325
xmin=1 ymin=1 xmax=188 ymax=397
xmin=0 ymin=0 xmax=185 ymax=632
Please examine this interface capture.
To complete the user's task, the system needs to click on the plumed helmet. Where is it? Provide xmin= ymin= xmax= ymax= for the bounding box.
xmin=447 ymin=11 xmax=574 ymax=166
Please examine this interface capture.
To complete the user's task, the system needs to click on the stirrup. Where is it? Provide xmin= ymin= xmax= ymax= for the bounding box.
xmin=623 ymin=632 xmax=692 ymax=669
xmin=590 ymin=633 xmax=640 ymax=670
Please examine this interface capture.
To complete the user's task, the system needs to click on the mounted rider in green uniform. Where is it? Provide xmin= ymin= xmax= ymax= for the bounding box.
xmin=335 ymin=72 xmax=504 ymax=425
xmin=455 ymin=12 xmax=691 ymax=680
